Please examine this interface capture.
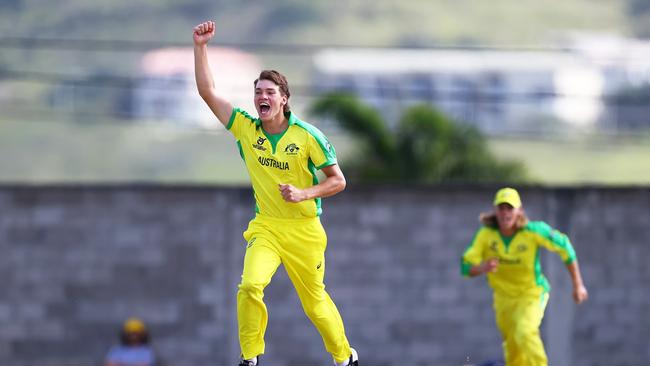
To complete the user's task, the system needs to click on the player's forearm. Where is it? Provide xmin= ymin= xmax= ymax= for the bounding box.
xmin=566 ymin=260 xmax=585 ymax=288
xmin=194 ymin=44 xmax=215 ymax=97
xmin=302 ymin=174 xmax=346 ymax=200
xmin=468 ymin=264 xmax=485 ymax=277
xmin=465 ymin=258 xmax=498 ymax=277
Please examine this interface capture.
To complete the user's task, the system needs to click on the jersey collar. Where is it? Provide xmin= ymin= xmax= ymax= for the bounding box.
xmin=287 ymin=111 xmax=298 ymax=126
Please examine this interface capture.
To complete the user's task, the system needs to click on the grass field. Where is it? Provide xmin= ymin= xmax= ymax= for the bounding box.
xmin=1 ymin=118 xmax=649 ymax=185
xmin=488 ymin=135 xmax=650 ymax=185
xmin=0 ymin=118 xmax=248 ymax=184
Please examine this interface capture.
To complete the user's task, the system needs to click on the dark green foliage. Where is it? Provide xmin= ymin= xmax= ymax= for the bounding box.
xmin=311 ymin=92 xmax=527 ymax=183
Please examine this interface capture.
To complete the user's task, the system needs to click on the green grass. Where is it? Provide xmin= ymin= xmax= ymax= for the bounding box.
xmin=488 ymin=135 xmax=650 ymax=185
xmin=0 ymin=118 xmax=249 ymax=184
xmin=1 ymin=117 xmax=649 ymax=185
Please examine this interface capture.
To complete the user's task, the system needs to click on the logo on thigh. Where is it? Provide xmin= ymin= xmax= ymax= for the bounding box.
xmin=247 ymin=237 xmax=256 ymax=248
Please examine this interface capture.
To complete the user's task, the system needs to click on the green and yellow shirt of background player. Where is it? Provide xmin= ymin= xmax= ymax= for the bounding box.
xmin=461 ymin=213 xmax=577 ymax=298
xmin=226 ymin=107 xmax=337 ymax=219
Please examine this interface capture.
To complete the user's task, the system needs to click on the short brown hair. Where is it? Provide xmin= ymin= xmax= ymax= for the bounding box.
xmin=254 ymin=70 xmax=291 ymax=113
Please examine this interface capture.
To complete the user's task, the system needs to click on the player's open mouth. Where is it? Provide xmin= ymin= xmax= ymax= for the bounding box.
xmin=259 ymin=102 xmax=270 ymax=114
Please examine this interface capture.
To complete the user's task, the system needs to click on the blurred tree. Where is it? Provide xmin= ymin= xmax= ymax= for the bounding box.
xmin=310 ymin=92 xmax=527 ymax=184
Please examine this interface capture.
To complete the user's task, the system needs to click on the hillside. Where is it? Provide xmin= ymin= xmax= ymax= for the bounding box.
xmin=0 ymin=0 xmax=637 ymax=103
xmin=0 ymin=0 xmax=635 ymax=47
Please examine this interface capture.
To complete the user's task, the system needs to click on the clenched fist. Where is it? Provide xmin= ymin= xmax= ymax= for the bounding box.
xmin=279 ymin=184 xmax=307 ymax=203
xmin=193 ymin=21 xmax=215 ymax=46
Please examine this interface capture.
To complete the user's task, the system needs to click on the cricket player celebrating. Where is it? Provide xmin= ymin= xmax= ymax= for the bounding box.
xmin=461 ymin=188 xmax=588 ymax=366
xmin=193 ymin=21 xmax=359 ymax=366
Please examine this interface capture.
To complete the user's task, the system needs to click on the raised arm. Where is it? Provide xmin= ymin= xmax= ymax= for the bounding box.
xmin=193 ymin=20 xmax=233 ymax=125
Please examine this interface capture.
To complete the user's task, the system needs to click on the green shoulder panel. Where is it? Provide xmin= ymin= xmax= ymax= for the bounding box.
xmin=293 ymin=118 xmax=337 ymax=166
xmin=525 ymin=221 xmax=577 ymax=264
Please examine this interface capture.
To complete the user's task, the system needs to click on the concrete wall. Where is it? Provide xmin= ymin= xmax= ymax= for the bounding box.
xmin=0 ymin=185 xmax=648 ymax=366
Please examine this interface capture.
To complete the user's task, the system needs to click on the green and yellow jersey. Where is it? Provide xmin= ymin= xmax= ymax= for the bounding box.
xmin=226 ymin=108 xmax=337 ymax=219
xmin=461 ymin=221 xmax=577 ymax=298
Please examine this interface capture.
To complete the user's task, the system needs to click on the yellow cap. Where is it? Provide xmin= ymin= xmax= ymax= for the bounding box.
xmin=493 ymin=187 xmax=522 ymax=208
xmin=123 ymin=318 xmax=146 ymax=334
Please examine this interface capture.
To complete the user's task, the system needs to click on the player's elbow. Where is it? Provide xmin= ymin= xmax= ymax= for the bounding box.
xmin=197 ymin=86 xmax=213 ymax=101
xmin=326 ymin=175 xmax=345 ymax=196
xmin=334 ymin=174 xmax=346 ymax=193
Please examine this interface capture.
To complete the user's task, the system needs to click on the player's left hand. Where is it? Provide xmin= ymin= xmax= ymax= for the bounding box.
xmin=573 ymin=284 xmax=588 ymax=304
xmin=279 ymin=184 xmax=307 ymax=203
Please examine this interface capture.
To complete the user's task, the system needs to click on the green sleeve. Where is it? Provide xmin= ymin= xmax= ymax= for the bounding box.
xmin=296 ymin=120 xmax=337 ymax=169
xmin=461 ymin=228 xmax=485 ymax=277
xmin=526 ymin=221 xmax=577 ymax=264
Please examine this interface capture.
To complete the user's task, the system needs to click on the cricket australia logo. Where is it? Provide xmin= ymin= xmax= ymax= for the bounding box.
xmin=489 ymin=241 xmax=498 ymax=252
xmin=516 ymin=243 xmax=528 ymax=253
xmin=252 ymin=137 xmax=267 ymax=151
xmin=284 ymin=143 xmax=300 ymax=155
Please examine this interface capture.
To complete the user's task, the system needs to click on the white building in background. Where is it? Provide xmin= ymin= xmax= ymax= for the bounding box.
xmin=134 ymin=47 xmax=261 ymax=128
xmin=568 ymin=33 xmax=650 ymax=91
xmin=312 ymin=36 xmax=650 ymax=134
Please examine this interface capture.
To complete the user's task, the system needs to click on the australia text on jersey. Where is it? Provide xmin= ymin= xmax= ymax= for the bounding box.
xmin=258 ymin=156 xmax=289 ymax=170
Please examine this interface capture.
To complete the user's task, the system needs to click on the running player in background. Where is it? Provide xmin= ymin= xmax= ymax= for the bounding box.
xmin=193 ymin=21 xmax=359 ymax=366
xmin=461 ymin=187 xmax=588 ymax=366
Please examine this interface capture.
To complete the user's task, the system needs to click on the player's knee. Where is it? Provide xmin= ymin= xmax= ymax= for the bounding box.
xmin=303 ymin=301 xmax=328 ymax=321
xmin=512 ymin=324 xmax=539 ymax=346
xmin=238 ymin=280 xmax=265 ymax=298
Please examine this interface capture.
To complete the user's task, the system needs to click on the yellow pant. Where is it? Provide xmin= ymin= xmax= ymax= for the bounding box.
xmin=494 ymin=292 xmax=549 ymax=366
xmin=237 ymin=215 xmax=351 ymax=363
